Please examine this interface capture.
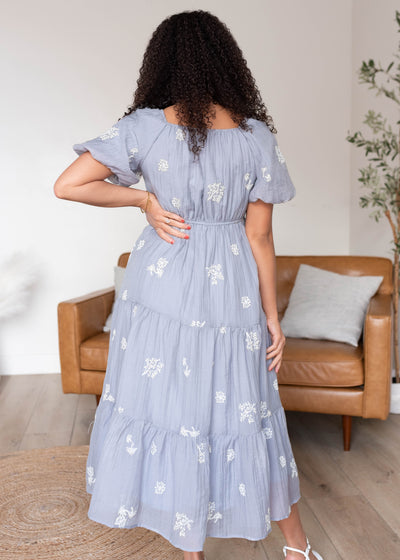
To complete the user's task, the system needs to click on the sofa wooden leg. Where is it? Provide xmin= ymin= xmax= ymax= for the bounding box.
xmin=95 ymin=394 xmax=101 ymax=406
xmin=342 ymin=415 xmax=352 ymax=451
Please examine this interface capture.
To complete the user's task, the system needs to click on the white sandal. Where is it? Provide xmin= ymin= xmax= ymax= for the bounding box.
xmin=283 ymin=535 xmax=324 ymax=559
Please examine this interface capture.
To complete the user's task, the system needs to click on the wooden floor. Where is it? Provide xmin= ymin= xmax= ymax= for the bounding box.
xmin=1 ymin=373 xmax=399 ymax=559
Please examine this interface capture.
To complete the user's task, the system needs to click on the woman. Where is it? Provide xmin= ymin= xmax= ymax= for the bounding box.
xmin=54 ymin=9 xmax=323 ymax=560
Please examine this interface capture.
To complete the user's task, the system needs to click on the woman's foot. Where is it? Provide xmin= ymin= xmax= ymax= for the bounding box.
xmin=285 ymin=551 xmax=319 ymax=560
xmin=277 ymin=502 xmax=321 ymax=560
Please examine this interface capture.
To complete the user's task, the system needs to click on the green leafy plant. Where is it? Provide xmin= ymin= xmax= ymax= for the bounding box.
xmin=346 ymin=10 xmax=400 ymax=383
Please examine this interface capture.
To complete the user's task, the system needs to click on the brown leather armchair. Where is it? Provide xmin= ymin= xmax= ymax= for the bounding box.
xmin=58 ymin=254 xmax=393 ymax=451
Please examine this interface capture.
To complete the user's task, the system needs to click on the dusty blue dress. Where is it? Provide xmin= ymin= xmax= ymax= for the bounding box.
xmin=73 ymin=107 xmax=301 ymax=552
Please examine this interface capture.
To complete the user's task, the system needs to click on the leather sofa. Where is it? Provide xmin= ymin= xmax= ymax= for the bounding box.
xmin=57 ymin=254 xmax=393 ymax=451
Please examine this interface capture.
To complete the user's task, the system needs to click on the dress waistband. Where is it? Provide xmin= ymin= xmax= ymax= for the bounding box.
xmin=186 ymin=218 xmax=244 ymax=226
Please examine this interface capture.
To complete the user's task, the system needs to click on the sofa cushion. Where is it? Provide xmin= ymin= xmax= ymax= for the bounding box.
xmin=277 ymin=337 xmax=364 ymax=387
xmin=280 ymin=263 xmax=383 ymax=347
xmin=80 ymin=332 xmax=110 ymax=371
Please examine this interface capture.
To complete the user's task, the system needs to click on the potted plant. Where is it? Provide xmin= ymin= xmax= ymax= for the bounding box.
xmin=346 ymin=10 xmax=400 ymax=413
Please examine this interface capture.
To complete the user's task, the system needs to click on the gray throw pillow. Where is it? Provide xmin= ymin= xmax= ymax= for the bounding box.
xmin=103 ymin=265 xmax=127 ymax=332
xmin=280 ymin=264 xmax=384 ymax=347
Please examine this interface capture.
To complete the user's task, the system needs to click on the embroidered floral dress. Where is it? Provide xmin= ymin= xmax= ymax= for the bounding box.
xmin=73 ymin=107 xmax=300 ymax=552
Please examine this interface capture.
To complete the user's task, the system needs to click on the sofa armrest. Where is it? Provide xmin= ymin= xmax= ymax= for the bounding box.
xmin=57 ymin=287 xmax=115 ymax=393
xmin=362 ymin=293 xmax=392 ymax=418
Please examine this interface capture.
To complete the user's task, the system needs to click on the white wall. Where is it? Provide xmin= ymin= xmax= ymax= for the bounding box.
xmin=0 ymin=0 xmax=389 ymax=375
xmin=350 ymin=0 xmax=399 ymax=258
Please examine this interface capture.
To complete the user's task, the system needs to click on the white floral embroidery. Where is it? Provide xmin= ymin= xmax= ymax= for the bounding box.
xmin=279 ymin=455 xmax=287 ymax=468
xmin=132 ymin=305 xmax=138 ymax=316
xmin=126 ymin=434 xmax=138 ymax=456
xmin=260 ymin=401 xmax=271 ymax=418
xmin=118 ymin=406 xmax=124 ymax=414
xmin=290 ymin=458 xmax=298 ymax=478
xmin=207 ymin=182 xmax=225 ymax=202
xmin=246 ymin=330 xmax=260 ymax=351
xmin=238 ymin=483 xmax=246 ymax=496
xmin=129 ymin=147 xmax=138 ymax=160
xmin=220 ymin=326 xmax=227 ymax=334
xmin=87 ymin=465 xmax=96 ymax=485
xmin=262 ymin=426 xmax=273 ymax=439
xmin=261 ymin=166 xmax=272 ymax=182
xmin=227 ymin=448 xmax=235 ymax=462
xmin=173 ymin=512 xmax=194 ymax=537
xmin=275 ymin=144 xmax=286 ymax=164
xmin=114 ymin=505 xmax=137 ymax=528
xmin=265 ymin=507 xmax=271 ymax=531
xmin=121 ymin=336 xmax=127 ymax=350
xmin=150 ymin=440 xmax=157 ymax=455
xmin=142 ymin=357 xmax=164 ymax=379
xmin=111 ymin=328 xmax=116 ymax=341
xmin=100 ymin=126 xmax=119 ymax=140
xmin=231 ymin=243 xmax=240 ymax=255
xmin=155 ymin=480 xmax=166 ymax=494
xmin=136 ymin=239 xmax=145 ymax=250
xmin=241 ymin=296 xmax=251 ymax=308
xmin=103 ymin=384 xmax=115 ymax=402
xmin=206 ymin=263 xmax=224 ymax=285
xmin=172 ymin=197 xmax=181 ymax=209
xmin=244 ymin=172 xmax=254 ymax=190
xmin=239 ymin=401 xmax=257 ymax=423
xmin=147 ymin=257 xmax=169 ymax=278
xmin=176 ymin=128 xmax=186 ymax=141
xmin=121 ymin=289 xmax=128 ymax=300
xmin=197 ymin=442 xmax=207 ymax=463
xmin=215 ymin=391 xmax=226 ymax=403
xmin=183 ymin=357 xmax=191 ymax=377
xmin=273 ymin=378 xmax=279 ymax=390
xmin=208 ymin=501 xmax=223 ymax=523
xmin=180 ymin=425 xmax=200 ymax=437
xmin=158 ymin=158 xmax=169 ymax=171
xmin=231 ymin=243 xmax=239 ymax=255
xmin=191 ymin=320 xmax=206 ymax=327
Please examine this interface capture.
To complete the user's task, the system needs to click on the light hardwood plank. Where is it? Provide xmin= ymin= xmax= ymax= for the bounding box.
xmin=0 ymin=413 xmax=25 ymax=453
xmin=19 ymin=431 xmax=71 ymax=450
xmin=24 ymin=374 xmax=79 ymax=435
xmin=312 ymin=417 xmax=400 ymax=535
xmin=70 ymin=407 xmax=95 ymax=446
xmin=76 ymin=392 xmax=98 ymax=412
xmin=306 ymin=494 xmax=400 ymax=560
xmin=0 ymin=374 xmax=46 ymax=432
xmin=204 ymin=536 xmax=267 ymax=560
xmin=285 ymin=411 xmax=360 ymax=499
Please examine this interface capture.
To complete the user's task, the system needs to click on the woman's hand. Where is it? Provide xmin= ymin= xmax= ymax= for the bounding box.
xmin=265 ymin=317 xmax=286 ymax=373
xmin=139 ymin=192 xmax=191 ymax=244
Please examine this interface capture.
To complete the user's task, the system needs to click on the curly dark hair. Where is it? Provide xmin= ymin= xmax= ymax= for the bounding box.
xmin=122 ymin=9 xmax=277 ymax=159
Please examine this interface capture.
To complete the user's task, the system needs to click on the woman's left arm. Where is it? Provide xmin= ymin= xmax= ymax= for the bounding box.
xmin=245 ymin=200 xmax=286 ymax=373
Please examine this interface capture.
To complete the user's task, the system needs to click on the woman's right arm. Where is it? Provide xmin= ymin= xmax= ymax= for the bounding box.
xmin=53 ymin=151 xmax=191 ymax=243
xmin=54 ymin=151 xmax=149 ymax=209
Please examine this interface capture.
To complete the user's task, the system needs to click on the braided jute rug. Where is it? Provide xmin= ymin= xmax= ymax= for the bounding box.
xmin=0 ymin=445 xmax=183 ymax=560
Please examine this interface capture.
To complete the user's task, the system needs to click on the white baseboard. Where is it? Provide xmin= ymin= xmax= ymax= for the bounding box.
xmin=0 ymin=354 xmax=61 ymax=375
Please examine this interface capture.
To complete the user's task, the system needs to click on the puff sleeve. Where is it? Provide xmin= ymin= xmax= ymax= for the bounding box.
xmin=248 ymin=122 xmax=296 ymax=204
xmin=72 ymin=114 xmax=142 ymax=187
